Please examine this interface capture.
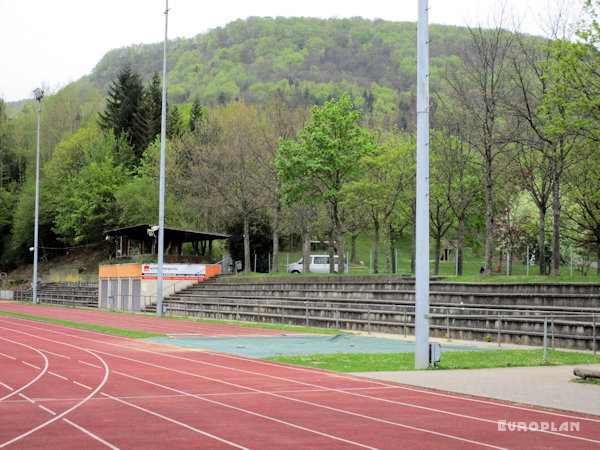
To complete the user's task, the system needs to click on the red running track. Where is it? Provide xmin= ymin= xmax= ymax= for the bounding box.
xmin=1 ymin=303 xmax=599 ymax=449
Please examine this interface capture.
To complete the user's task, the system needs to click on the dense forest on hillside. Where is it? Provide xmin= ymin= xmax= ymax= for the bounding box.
xmin=1 ymin=8 xmax=600 ymax=279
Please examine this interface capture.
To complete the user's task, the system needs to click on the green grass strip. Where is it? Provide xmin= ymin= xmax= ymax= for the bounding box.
xmin=0 ymin=310 xmax=163 ymax=338
xmin=158 ymin=315 xmax=343 ymax=335
xmin=265 ymin=349 xmax=600 ymax=372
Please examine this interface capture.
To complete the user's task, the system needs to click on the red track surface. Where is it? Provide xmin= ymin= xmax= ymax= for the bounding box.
xmin=1 ymin=302 xmax=599 ymax=449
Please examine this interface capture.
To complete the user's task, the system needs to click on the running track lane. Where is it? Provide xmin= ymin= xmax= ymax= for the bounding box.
xmin=0 ymin=302 xmax=307 ymax=337
xmin=1 ymin=316 xmax=600 ymax=448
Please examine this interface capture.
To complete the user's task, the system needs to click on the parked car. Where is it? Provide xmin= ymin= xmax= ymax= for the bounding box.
xmin=286 ymin=254 xmax=348 ymax=274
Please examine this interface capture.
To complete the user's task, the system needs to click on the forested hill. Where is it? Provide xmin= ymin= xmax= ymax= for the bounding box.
xmin=88 ymin=16 xmax=474 ymax=108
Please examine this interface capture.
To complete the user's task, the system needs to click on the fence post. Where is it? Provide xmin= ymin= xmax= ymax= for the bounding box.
xmin=497 ymin=314 xmax=501 ymax=348
xmin=551 ymin=315 xmax=555 ymax=350
xmin=593 ymin=314 xmax=596 ymax=355
xmin=446 ymin=308 xmax=450 ymax=341
xmin=335 ymin=306 xmax=339 ymax=329
xmin=236 ymin=303 xmax=240 ymax=321
xmin=305 ymin=301 xmax=308 ymax=327
xmin=543 ymin=317 xmax=548 ymax=364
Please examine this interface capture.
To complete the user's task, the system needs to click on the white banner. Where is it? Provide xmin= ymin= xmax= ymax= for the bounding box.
xmin=141 ymin=264 xmax=207 ymax=280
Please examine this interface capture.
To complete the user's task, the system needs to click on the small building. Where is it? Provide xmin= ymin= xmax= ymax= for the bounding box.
xmin=99 ymin=224 xmax=230 ymax=312
xmin=104 ymin=223 xmax=229 ymax=263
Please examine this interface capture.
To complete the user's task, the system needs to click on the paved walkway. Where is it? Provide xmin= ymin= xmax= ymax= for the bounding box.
xmin=355 ymin=363 xmax=600 ymax=416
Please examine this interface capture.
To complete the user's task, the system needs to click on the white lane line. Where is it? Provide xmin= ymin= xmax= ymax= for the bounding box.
xmin=41 ymin=349 xmax=71 ymax=359
xmin=0 ymin=337 xmax=49 ymax=402
xmin=78 ymin=360 xmax=102 ymax=369
xmin=3 ymin=317 xmax=599 ymax=444
xmin=38 ymin=404 xmax=56 ymax=415
xmin=18 ymin=393 xmax=35 ymax=404
xmin=73 ymin=381 xmax=92 ymax=390
xmin=63 ymin=418 xmax=119 ymax=450
xmin=99 ymin=347 xmax=600 ymax=446
xmin=102 ymin=392 xmax=249 ymax=449
xmin=0 ymin=330 xmax=110 ymax=449
xmin=49 ymin=371 xmax=68 ymax=380
xmin=0 ymin=352 xmax=16 ymax=360
xmin=112 ymin=370 xmax=377 ymax=449
xmin=0 ymin=382 xmax=14 ymax=391
xmin=205 ymin=349 xmax=600 ymax=424
xmin=108 ymin=363 xmax=503 ymax=449
xmin=22 ymin=361 xmax=41 ymax=370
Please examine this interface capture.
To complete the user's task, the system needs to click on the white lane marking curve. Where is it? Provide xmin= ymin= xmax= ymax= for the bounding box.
xmin=0 ymin=337 xmax=49 ymax=401
xmin=0 ymin=327 xmax=110 ymax=448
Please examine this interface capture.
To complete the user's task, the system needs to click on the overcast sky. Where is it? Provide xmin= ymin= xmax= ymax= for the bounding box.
xmin=0 ymin=0 xmax=580 ymax=102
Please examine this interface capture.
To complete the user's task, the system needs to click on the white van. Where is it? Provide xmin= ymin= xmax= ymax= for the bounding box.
xmin=287 ymin=255 xmax=348 ymax=274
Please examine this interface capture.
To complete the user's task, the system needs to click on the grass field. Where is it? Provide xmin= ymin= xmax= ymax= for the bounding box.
xmin=260 ymin=234 xmax=600 ymax=282
xmin=265 ymin=349 xmax=600 ymax=372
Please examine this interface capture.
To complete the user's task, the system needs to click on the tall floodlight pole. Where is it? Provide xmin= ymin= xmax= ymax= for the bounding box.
xmin=32 ymin=88 xmax=44 ymax=305
xmin=157 ymin=0 xmax=169 ymax=316
xmin=415 ymin=0 xmax=430 ymax=369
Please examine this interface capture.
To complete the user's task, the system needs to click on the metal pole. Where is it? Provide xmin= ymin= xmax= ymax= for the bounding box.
xmin=415 ymin=0 xmax=430 ymax=369
xmin=32 ymin=90 xmax=43 ymax=305
xmin=156 ymin=0 xmax=169 ymax=316
xmin=506 ymin=252 xmax=509 ymax=276
xmin=526 ymin=246 xmax=529 ymax=276
xmin=305 ymin=301 xmax=308 ymax=327
xmin=446 ymin=308 xmax=450 ymax=341
xmin=551 ymin=315 xmax=555 ymax=350
xmin=593 ymin=314 xmax=596 ymax=355
xmin=455 ymin=246 xmax=458 ymax=276
xmin=370 ymin=250 xmax=373 ymax=273
xmin=497 ymin=314 xmax=501 ymax=347
xmin=395 ymin=249 xmax=398 ymax=274
xmin=570 ymin=245 xmax=573 ymax=276
xmin=543 ymin=317 xmax=548 ymax=364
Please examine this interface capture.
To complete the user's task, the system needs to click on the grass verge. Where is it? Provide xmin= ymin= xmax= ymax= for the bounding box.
xmin=152 ymin=313 xmax=343 ymax=335
xmin=0 ymin=310 xmax=163 ymax=338
xmin=264 ymin=349 xmax=600 ymax=372
xmin=571 ymin=377 xmax=600 ymax=385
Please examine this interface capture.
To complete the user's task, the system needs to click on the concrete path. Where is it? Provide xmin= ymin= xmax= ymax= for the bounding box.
xmin=355 ymin=363 xmax=600 ymax=416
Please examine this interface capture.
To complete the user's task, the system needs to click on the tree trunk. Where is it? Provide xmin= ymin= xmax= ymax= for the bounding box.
xmin=243 ymin=215 xmax=251 ymax=273
xmin=411 ymin=229 xmax=416 ymax=275
xmin=373 ymin=214 xmax=380 ymax=274
xmin=389 ymin=224 xmax=397 ymax=274
xmin=484 ymin=166 xmax=494 ymax=275
xmin=597 ymin=242 xmax=600 ymax=277
xmin=328 ymin=228 xmax=335 ymax=273
xmin=457 ymin=213 xmax=465 ymax=276
xmin=383 ymin=219 xmax=391 ymax=273
xmin=302 ymin=216 xmax=312 ymax=274
xmin=351 ymin=233 xmax=358 ymax=263
xmin=538 ymin=208 xmax=547 ymax=276
xmin=433 ymin=232 xmax=441 ymax=276
xmin=272 ymin=201 xmax=281 ymax=273
xmin=333 ymin=203 xmax=345 ymax=273
xmin=551 ymin=157 xmax=561 ymax=276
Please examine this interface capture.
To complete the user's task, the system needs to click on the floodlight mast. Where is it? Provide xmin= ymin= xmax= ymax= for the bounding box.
xmin=156 ymin=0 xmax=169 ymax=316
xmin=415 ymin=0 xmax=430 ymax=369
xmin=32 ymin=88 xmax=44 ymax=305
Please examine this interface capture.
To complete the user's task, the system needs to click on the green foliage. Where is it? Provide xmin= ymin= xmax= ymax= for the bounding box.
xmin=98 ymin=64 xmax=145 ymax=160
xmin=226 ymin=213 xmax=273 ymax=273
xmin=275 ymin=94 xmax=376 ymax=207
